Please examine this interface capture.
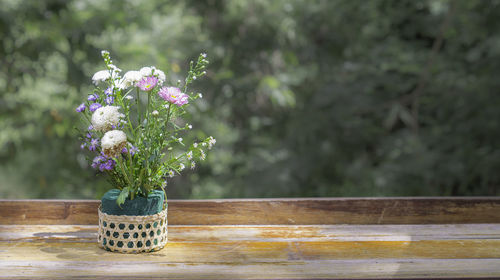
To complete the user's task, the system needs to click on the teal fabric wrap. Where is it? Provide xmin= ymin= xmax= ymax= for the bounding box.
xmin=101 ymin=189 xmax=165 ymax=216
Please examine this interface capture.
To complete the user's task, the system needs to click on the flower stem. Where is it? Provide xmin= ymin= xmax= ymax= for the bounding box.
xmin=163 ymin=105 xmax=172 ymax=159
xmin=147 ymin=92 xmax=151 ymax=127
xmin=117 ymin=158 xmax=131 ymax=187
xmin=136 ymin=88 xmax=141 ymax=129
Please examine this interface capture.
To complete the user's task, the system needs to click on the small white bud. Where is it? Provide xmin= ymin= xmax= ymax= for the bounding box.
xmin=152 ymin=110 xmax=159 ymax=116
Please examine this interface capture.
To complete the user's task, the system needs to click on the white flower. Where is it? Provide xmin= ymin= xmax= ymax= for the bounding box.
xmin=125 ymin=95 xmax=133 ymax=100
xmin=179 ymin=163 xmax=185 ymax=171
xmin=187 ymin=151 xmax=193 ymax=160
xmin=92 ymin=70 xmax=111 ymax=85
xmin=101 ymin=130 xmax=127 ymax=158
xmin=168 ymin=170 xmax=175 ymax=178
xmin=117 ymin=71 xmax=142 ymax=89
xmin=154 ymin=69 xmax=166 ymax=84
xmin=124 ymin=71 xmax=143 ymax=81
xmin=91 ymin=106 xmax=124 ymax=132
xmin=190 ymin=161 xmax=196 ymax=170
xmin=193 ymin=76 xmax=197 ymax=80
xmin=163 ymin=104 xmax=170 ymax=109
xmin=139 ymin=66 xmax=153 ymax=77
xmin=109 ymin=64 xmax=122 ymax=73
xmin=198 ymin=93 xmax=203 ymax=98
xmin=152 ymin=110 xmax=159 ymax=116
xmin=188 ymin=124 xmax=192 ymax=129
xmin=200 ymin=149 xmax=206 ymax=161
xmin=201 ymin=53 xmax=207 ymax=58
xmin=193 ymin=143 xmax=198 ymax=148
xmin=101 ymin=50 xmax=109 ymax=56
xmin=178 ymin=137 xmax=183 ymax=143
xmin=208 ymin=136 xmax=216 ymax=149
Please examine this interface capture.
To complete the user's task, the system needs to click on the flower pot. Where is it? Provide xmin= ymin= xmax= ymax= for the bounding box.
xmin=97 ymin=189 xmax=168 ymax=253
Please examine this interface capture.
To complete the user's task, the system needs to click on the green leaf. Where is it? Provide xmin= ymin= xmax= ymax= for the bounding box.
xmin=116 ymin=187 xmax=130 ymax=207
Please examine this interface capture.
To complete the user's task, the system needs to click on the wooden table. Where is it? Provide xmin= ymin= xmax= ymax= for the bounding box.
xmin=1 ymin=198 xmax=500 ymax=279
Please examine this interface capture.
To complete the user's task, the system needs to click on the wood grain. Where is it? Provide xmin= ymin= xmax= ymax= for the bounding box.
xmin=1 ymin=197 xmax=500 ymax=225
xmin=2 ymin=224 xmax=500 ymax=242
xmin=2 ymin=259 xmax=499 ymax=279
xmin=1 ymin=224 xmax=499 ymax=279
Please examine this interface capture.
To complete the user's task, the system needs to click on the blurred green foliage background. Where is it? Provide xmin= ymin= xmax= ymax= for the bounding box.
xmin=1 ymin=0 xmax=499 ymax=199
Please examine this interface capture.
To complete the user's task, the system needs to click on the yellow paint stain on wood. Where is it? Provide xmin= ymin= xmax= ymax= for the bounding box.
xmin=2 ymin=239 xmax=500 ymax=263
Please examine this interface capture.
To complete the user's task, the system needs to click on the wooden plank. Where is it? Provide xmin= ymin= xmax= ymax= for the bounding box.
xmin=2 ymin=224 xmax=500 ymax=242
xmin=9 ymin=239 xmax=500 ymax=261
xmin=2 ymin=259 xmax=500 ymax=279
xmin=0 ymin=200 xmax=98 ymax=225
xmin=1 ymin=225 xmax=500 ymax=261
xmin=1 ymin=198 xmax=500 ymax=225
xmin=1 ymin=224 xmax=499 ymax=279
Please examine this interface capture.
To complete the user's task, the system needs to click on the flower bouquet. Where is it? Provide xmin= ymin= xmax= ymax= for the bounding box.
xmin=77 ymin=51 xmax=215 ymax=253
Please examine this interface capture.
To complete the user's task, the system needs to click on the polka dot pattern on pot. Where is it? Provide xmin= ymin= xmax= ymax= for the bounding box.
xmin=97 ymin=206 xmax=168 ymax=253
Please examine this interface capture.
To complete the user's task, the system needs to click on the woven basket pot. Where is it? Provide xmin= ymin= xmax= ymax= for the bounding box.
xmin=97 ymin=205 xmax=168 ymax=253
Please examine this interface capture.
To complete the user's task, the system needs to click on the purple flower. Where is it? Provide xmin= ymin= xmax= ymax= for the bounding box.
xmin=104 ymin=87 xmax=113 ymax=96
xmin=89 ymin=138 xmax=99 ymax=151
xmin=105 ymin=96 xmax=114 ymax=105
xmin=89 ymin=103 xmax=102 ymax=112
xmin=87 ymin=94 xmax=98 ymax=102
xmin=88 ymin=125 xmax=94 ymax=131
xmin=76 ymin=103 xmax=86 ymax=113
xmin=98 ymin=163 xmax=106 ymax=172
xmin=158 ymin=87 xmax=189 ymax=106
xmin=92 ymin=154 xmax=115 ymax=171
xmin=91 ymin=155 xmax=105 ymax=169
xmin=100 ymin=159 xmax=115 ymax=171
xmin=121 ymin=147 xmax=128 ymax=154
xmin=80 ymin=143 xmax=86 ymax=149
xmin=136 ymin=76 xmax=158 ymax=92
xmin=129 ymin=145 xmax=138 ymax=156
xmin=86 ymin=132 xmax=92 ymax=139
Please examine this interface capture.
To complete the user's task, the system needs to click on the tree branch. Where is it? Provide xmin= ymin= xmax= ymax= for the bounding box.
xmin=410 ymin=2 xmax=456 ymax=134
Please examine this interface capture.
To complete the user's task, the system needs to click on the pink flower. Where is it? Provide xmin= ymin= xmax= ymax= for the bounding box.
xmin=158 ymin=87 xmax=189 ymax=106
xmin=136 ymin=76 xmax=158 ymax=92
